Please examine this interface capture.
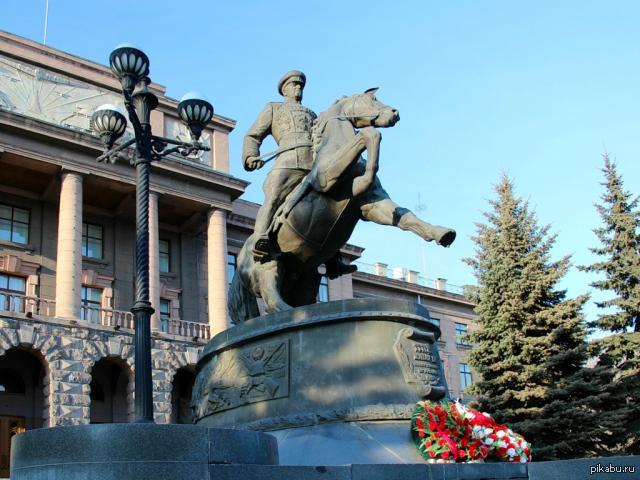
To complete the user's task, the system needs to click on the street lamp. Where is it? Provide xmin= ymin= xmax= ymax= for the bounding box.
xmin=91 ymin=43 xmax=212 ymax=423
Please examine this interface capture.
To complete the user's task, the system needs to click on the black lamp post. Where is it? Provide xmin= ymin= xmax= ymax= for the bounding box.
xmin=91 ymin=43 xmax=213 ymax=423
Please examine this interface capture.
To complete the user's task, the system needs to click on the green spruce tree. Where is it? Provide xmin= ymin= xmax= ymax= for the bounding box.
xmin=580 ymin=154 xmax=640 ymax=333
xmin=464 ymin=175 xmax=619 ymax=460
xmin=579 ymin=154 xmax=640 ymax=453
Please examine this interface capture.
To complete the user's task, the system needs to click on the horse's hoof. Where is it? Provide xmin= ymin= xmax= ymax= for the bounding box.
xmin=438 ymin=230 xmax=456 ymax=247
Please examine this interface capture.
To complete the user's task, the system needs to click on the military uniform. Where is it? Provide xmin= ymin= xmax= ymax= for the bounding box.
xmin=242 ymin=71 xmax=317 ymax=248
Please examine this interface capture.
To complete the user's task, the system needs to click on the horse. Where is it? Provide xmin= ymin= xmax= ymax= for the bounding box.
xmin=229 ymin=88 xmax=456 ymax=323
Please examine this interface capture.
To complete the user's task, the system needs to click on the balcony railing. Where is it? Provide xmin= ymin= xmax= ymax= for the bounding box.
xmin=81 ymin=305 xmax=135 ymax=330
xmin=0 ymin=292 xmax=208 ymax=341
xmin=161 ymin=318 xmax=210 ymax=340
xmin=0 ymin=292 xmax=56 ymax=316
xmin=353 ymin=261 xmax=466 ymax=296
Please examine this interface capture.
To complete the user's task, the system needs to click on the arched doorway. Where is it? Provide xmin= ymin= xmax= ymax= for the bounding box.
xmin=0 ymin=347 xmax=47 ymax=477
xmin=171 ymin=367 xmax=196 ymax=424
xmin=89 ymin=358 xmax=130 ymax=424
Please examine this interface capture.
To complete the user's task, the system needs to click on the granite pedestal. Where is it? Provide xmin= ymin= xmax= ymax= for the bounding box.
xmin=193 ymin=298 xmax=447 ymax=464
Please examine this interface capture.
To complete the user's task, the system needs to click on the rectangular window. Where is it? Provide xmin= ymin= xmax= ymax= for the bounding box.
xmin=0 ymin=274 xmax=26 ymax=313
xmin=455 ymin=322 xmax=470 ymax=346
xmin=460 ymin=363 xmax=473 ymax=389
xmin=317 ymin=275 xmax=329 ymax=303
xmin=81 ymin=286 xmax=102 ymax=323
xmin=159 ymin=240 xmax=170 ymax=273
xmin=82 ymin=223 xmax=103 ymax=259
xmin=430 ymin=317 xmax=441 ymax=328
xmin=0 ymin=204 xmax=29 ymax=245
xmin=227 ymin=253 xmax=237 ymax=285
xmin=159 ymin=299 xmax=171 ymax=333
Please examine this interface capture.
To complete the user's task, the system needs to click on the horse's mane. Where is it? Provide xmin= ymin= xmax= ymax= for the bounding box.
xmin=311 ymin=96 xmax=347 ymax=158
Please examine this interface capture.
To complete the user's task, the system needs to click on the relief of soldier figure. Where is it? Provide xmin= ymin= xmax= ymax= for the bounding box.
xmin=229 ymin=70 xmax=456 ymax=324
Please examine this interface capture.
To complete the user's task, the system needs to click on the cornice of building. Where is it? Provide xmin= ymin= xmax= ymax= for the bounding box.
xmin=0 ymin=109 xmax=247 ymax=206
xmin=0 ymin=30 xmax=235 ymax=132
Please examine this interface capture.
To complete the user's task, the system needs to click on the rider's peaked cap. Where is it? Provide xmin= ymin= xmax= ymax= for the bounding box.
xmin=278 ymin=70 xmax=306 ymax=95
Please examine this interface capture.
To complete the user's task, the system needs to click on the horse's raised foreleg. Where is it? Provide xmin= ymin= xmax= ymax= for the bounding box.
xmin=359 ymin=183 xmax=456 ymax=247
xmin=311 ymin=127 xmax=380 ymax=195
xmin=352 ymin=127 xmax=380 ymax=197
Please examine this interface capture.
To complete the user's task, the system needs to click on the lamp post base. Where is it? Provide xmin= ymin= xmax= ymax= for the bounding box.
xmin=131 ymin=302 xmax=154 ymax=423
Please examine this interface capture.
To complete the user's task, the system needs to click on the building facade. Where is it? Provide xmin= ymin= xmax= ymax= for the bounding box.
xmin=0 ymin=31 xmax=476 ymax=477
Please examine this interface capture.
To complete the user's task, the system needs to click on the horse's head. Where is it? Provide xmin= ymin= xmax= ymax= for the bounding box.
xmin=340 ymin=88 xmax=400 ymax=128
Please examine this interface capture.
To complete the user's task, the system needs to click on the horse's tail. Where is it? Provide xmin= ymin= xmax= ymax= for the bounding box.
xmin=228 ymin=269 xmax=259 ymax=325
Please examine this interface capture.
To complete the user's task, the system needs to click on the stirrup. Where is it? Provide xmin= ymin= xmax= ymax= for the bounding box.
xmin=252 ymin=236 xmax=271 ymax=260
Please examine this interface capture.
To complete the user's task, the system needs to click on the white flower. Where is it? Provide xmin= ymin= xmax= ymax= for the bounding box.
xmin=484 ymin=438 xmax=494 ymax=445
xmin=520 ymin=456 xmax=528 ymax=463
xmin=496 ymin=430 xmax=506 ymax=438
xmin=507 ymin=448 xmax=516 ymax=457
xmin=483 ymin=428 xmax=493 ymax=436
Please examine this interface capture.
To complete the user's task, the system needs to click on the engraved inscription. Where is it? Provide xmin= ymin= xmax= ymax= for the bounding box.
xmin=413 ymin=344 xmax=440 ymax=384
xmin=192 ymin=340 xmax=289 ymax=417
xmin=394 ymin=327 xmax=444 ymax=400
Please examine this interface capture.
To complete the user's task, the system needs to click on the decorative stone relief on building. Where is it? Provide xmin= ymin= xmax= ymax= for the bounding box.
xmin=164 ymin=116 xmax=212 ymax=166
xmin=0 ymin=54 xmax=129 ymax=137
xmin=192 ymin=340 xmax=289 ymax=417
xmin=394 ymin=327 xmax=446 ymax=400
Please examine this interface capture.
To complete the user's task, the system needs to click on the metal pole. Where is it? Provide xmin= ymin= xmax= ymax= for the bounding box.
xmin=131 ymin=121 xmax=155 ymax=423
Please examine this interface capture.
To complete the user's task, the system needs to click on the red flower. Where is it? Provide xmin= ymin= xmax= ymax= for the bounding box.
xmin=461 ymin=437 xmax=468 ymax=447
xmin=480 ymin=446 xmax=488 ymax=457
xmin=441 ymin=451 xmax=450 ymax=459
xmin=458 ymin=450 xmax=467 ymax=459
xmin=429 ymin=451 xmax=436 ymax=458
xmin=418 ymin=430 xmax=425 ymax=438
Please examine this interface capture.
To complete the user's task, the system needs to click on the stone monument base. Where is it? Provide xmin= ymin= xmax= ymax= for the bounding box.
xmin=192 ymin=298 xmax=447 ymax=465
xmin=10 ymin=424 xmax=278 ymax=479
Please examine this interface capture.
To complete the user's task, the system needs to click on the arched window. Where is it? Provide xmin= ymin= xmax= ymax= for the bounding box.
xmin=89 ymin=359 xmax=130 ymax=424
xmin=171 ymin=368 xmax=196 ymax=424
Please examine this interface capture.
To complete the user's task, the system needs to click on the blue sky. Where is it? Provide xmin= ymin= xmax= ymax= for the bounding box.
xmin=2 ymin=1 xmax=639 ymax=327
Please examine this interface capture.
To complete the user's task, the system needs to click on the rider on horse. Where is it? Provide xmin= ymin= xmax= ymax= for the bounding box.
xmin=242 ymin=70 xmax=355 ymax=277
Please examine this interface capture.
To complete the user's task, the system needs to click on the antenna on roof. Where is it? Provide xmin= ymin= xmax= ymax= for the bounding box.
xmin=43 ymin=0 xmax=49 ymax=45
xmin=414 ymin=193 xmax=428 ymax=280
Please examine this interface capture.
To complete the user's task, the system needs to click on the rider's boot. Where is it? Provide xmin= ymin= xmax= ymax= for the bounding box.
xmin=325 ymin=254 xmax=358 ymax=279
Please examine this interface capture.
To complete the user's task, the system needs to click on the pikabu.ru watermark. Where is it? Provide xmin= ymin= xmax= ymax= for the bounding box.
xmin=590 ymin=462 xmax=635 ymax=475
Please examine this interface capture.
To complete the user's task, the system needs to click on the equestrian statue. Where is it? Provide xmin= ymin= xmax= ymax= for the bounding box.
xmin=230 ymin=74 xmax=456 ymax=324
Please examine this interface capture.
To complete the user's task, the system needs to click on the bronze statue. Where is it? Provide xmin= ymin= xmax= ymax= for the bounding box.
xmin=230 ymin=87 xmax=456 ymax=323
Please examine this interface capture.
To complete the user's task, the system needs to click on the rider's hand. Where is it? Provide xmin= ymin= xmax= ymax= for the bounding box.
xmin=245 ymin=156 xmax=265 ymax=171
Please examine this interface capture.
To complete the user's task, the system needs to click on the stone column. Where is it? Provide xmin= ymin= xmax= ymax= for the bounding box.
xmin=207 ymin=208 xmax=229 ymax=336
xmin=148 ymin=192 xmax=161 ymax=332
xmin=55 ymin=171 xmax=83 ymax=319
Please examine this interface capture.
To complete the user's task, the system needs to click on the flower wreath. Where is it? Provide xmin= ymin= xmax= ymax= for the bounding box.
xmin=412 ymin=400 xmax=531 ymax=463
